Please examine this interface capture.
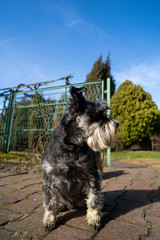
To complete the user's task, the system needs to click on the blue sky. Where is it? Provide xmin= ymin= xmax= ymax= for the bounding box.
xmin=0 ymin=0 xmax=160 ymax=108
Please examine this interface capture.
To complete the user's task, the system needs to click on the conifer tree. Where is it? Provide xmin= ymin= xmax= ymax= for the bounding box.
xmin=111 ymin=80 xmax=160 ymax=149
xmin=85 ymin=53 xmax=116 ymax=97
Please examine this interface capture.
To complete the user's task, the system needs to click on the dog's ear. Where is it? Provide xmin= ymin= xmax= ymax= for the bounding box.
xmin=70 ymin=86 xmax=87 ymax=97
xmin=68 ymin=86 xmax=87 ymax=113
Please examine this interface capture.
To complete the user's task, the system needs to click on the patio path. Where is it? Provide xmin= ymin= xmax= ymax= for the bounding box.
xmin=0 ymin=161 xmax=160 ymax=240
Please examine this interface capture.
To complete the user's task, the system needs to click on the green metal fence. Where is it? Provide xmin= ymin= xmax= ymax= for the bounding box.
xmin=0 ymin=77 xmax=111 ymax=166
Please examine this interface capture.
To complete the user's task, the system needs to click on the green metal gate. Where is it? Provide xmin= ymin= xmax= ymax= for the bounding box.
xmin=0 ymin=77 xmax=111 ymax=166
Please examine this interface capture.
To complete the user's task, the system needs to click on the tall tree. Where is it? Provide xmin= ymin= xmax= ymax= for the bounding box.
xmin=85 ymin=53 xmax=116 ymax=97
xmin=111 ymin=80 xmax=160 ymax=149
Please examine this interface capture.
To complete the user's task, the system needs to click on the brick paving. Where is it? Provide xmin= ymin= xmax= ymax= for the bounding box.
xmin=1 ymin=161 xmax=160 ymax=240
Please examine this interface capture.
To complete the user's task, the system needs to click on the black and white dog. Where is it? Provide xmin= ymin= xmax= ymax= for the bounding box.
xmin=42 ymin=86 xmax=119 ymax=231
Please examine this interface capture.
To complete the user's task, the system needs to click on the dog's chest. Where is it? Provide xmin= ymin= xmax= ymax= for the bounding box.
xmin=57 ymin=161 xmax=91 ymax=192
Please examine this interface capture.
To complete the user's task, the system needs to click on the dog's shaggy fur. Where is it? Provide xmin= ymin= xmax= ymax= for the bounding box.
xmin=42 ymin=86 xmax=119 ymax=231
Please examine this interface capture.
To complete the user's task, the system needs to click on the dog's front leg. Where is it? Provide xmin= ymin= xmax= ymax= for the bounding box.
xmin=86 ymin=188 xmax=102 ymax=230
xmin=43 ymin=189 xmax=59 ymax=231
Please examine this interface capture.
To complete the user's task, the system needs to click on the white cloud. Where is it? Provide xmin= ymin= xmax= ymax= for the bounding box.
xmin=0 ymin=38 xmax=14 ymax=45
xmin=66 ymin=19 xmax=82 ymax=28
xmin=0 ymin=56 xmax=47 ymax=89
xmin=115 ymin=62 xmax=160 ymax=87
xmin=41 ymin=0 xmax=112 ymax=42
xmin=113 ymin=60 xmax=160 ymax=108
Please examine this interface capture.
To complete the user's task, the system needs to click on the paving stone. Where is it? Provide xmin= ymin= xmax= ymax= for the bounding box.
xmin=108 ymin=199 xmax=146 ymax=226
xmin=128 ymin=178 xmax=153 ymax=190
xmin=102 ymin=168 xmax=128 ymax=180
xmin=0 ymin=186 xmax=17 ymax=194
xmin=0 ymin=178 xmax=18 ymax=186
xmin=15 ymin=173 xmax=41 ymax=182
xmin=102 ymin=205 xmax=113 ymax=212
xmin=0 ymin=173 xmax=39 ymax=185
xmin=150 ymin=186 xmax=160 ymax=198
xmin=147 ymin=234 xmax=160 ymax=240
xmin=1 ymin=175 xmax=28 ymax=184
xmin=0 ymin=173 xmax=11 ymax=177
xmin=0 ymin=208 xmax=21 ymax=225
xmin=138 ymin=168 xmax=156 ymax=180
xmin=0 ymin=229 xmax=28 ymax=240
xmin=119 ymin=188 xmax=150 ymax=204
xmin=146 ymin=215 xmax=160 ymax=239
xmin=1 ymin=164 xmax=160 ymax=240
xmin=96 ymin=219 xmax=147 ymax=240
xmin=110 ymin=175 xmax=133 ymax=184
xmin=147 ymin=202 xmax=160 ymax=217
xmin=154 ymin=175 xmax=160 ymax=188
xmin=6 ymin=206 xmax=45 ymax=239
xmin=6 ymin=179 xmax=42 ymax=190
xmin=0 ymin=195 xmax=18 ymax=205
xmin=0 ymin=180 xmax=10 ymax=187
xmin=63 ymin=210 xmax=93 ymax=231
xmin=44 ymin=225 xmax=94 ymax=240
xmin=101 ymin=168 xmax=135 ymax=189
xmin=3 ymin=183 xmax=42 ymax=202
xmin=111 ymin=160 xmax=144 ymax=170
xmin=128 ymin=179 xmax=152 ymax=189
xmin=5 ymin=192 xmax=43 ymax=214
xmin=147 ymin=215 xmax=160 ymax=228
xmin=0 ymin=178 xmax=20 ymax=187
xmin=102 ymin=182 xmax=127 ymax=192
xmin=102 ymin=191 xmax=125 ymax=206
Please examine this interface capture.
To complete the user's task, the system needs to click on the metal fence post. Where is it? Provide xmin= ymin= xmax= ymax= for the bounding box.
xmin=107 ymin=78 xmax=111 ymax=167
xmin=101 ymin=80 xmax=105 ymax=162
xmin=2 ymin=92 xmax=15 ymax=153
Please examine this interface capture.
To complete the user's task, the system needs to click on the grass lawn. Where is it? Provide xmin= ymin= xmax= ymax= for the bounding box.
xmin=0 ymin=153 xmax=27 ymax=160
xmin=110 ymin=151 xmax=160 ymax=168
xmin=111 ymin=151 xmax=160 ymax=160
xmin=0 ymin=153 xmax=35 ymax=166
xmin=1 ymin=151 xmax=160 ymax=169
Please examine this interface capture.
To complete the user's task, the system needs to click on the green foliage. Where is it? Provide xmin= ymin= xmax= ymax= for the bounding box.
xmin=85 ymin=53 xmax=116 ymax=97
xmin=111 ymin=151 xmax=160 ymax=160
xmin=0 ymin=113 xmax=5 ymax=150
xmin=10 ymin=93 xmax=56 ymax=152
xmin=54 ymin=94 xmax=66 ymax=128
xmin=111 ymin=80 xmax=160 ymax=148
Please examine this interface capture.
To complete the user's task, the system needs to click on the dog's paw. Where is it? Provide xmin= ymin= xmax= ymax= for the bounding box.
xmin=87 ymin=208 xmax=101 ymax=231
xmin=89 ymin=222 xmax=101 ymax=231
xmin=43 ymin=221 xmax=56 ymax=231
xmin=43 ymin=210 xmax=56 ymax=231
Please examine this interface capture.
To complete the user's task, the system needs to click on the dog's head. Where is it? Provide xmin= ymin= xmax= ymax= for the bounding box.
xmin=66 ymin=86 xmax=119 ymax=152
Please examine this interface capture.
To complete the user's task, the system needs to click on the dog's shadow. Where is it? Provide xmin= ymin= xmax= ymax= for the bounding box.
xmin=55 ymin=170 xmax=160 ymax=231
xmin=101 ymin=187 xmax=160 ymax=226
xmin=102 ymin=170 xmax=128 ymax=180
xmin=56 ymin=188 xmax=160 ymax=231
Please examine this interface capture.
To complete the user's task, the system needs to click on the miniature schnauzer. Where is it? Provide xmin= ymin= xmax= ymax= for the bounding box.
xmin=42 ymin=86 xmax=119 ymax=231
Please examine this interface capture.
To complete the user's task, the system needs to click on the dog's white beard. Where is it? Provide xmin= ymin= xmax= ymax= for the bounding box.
xmin=87 ymin=122 xmax=116 ymax=152
xmin=77 ymin=115 xmax=116 ymax=152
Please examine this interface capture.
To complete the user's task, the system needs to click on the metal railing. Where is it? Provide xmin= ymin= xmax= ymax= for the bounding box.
xmin=0 ymin=77 xmax=111 ymax=166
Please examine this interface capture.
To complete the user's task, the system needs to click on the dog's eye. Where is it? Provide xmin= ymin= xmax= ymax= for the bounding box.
xmin=95 ymin=100 xmax=109 ymax=111
xmin=86 ymin=101 xmax=95 ymax=110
